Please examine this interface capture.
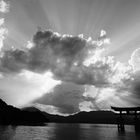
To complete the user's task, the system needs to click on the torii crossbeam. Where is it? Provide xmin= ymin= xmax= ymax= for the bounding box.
xmin=111 ymin=106 xmax=140 ymax=132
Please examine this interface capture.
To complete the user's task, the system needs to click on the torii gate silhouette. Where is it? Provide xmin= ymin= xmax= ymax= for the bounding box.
xmin=111 ymin=106 xmax=140 ymax=132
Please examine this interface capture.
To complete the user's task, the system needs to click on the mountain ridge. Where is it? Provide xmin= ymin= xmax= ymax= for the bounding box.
xmin=0 ymin=99 xmax=48 ymax=125
xmin=0 ymin=98 xmax=135 ymax=125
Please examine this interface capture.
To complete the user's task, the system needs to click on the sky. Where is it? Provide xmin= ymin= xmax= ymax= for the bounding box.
xmin=0 ymin=0 xmax=140 ymax=115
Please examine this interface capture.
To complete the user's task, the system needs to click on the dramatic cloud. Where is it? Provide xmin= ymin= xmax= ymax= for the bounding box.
xmin=79 ymin=101 xmax=94 ymax=112
xmin=0 ymin=29 xmax=124 ymax=88
xmin=0 ymin=0 xmax=9 ymax=13
xmin=129 ymin=48 xmax=140 ymax=72
xmin=0 ymin=8 xmax=139 ymax=114
xmin=122 ymin=48 xmax=140 ymax=104
xmin=0 ymin=70 xmax=61 ymax=107
xmin=0 ymin=0 xmax=140 ymax=115
xmin=35 ymin=82 xmax=85 ymax=114
xmin=0 ymin=28 xmax=137 ymax=114
xmin=0 ymin=0 xmax=8 ymax=51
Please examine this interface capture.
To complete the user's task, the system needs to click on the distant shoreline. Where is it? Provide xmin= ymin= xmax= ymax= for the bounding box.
xmin=0 ymin=98 xmax=139 ymax=126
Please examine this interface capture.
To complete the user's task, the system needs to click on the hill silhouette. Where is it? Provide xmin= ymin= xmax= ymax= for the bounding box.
xmin=0 ymin=98 xmax=135 ymax=125
xmin=23 ymin=106 xmax=134 ymax=124
xmin=0 ymin=99 xmax=48 ymax=125
xmin=23 ymin=106 xmax=136 ymax=124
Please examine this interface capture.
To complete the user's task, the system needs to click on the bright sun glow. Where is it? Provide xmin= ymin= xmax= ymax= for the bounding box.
xmin=20 ymin=70 xmax=61 ymax=95
xmin=14 ymin=70 xmax=62 ymax=106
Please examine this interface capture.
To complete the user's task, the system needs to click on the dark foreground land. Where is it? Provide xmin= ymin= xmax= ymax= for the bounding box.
xmin=0 ymin=99 xmax=48 ymax=125
xmin=0 ymin=98 xmax=140 ymax=126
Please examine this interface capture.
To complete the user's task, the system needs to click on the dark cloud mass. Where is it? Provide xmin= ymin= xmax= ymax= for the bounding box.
xmin=130 ymin=72 xmax=140 ymax=96
xmin=34 ymin=82 xmax=85 ymax=114
xmin=0 ymin=29 xmax=113 ymax=86
xmin=29 ymin=30 xmax=86 ymax=72
xmin=0 ymin=49 xmax=28 ymax=73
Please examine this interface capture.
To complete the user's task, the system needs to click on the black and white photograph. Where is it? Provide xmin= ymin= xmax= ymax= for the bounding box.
xmin=0 ymin=0 xmax=140 ymax=139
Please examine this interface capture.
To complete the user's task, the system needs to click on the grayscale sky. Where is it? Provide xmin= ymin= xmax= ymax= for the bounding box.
xmin=1 ymin=0 xmax=140 ymax=115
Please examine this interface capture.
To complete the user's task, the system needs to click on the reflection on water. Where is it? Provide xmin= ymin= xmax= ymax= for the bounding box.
xmin=0 ymin=123 xmax=140 ymax=140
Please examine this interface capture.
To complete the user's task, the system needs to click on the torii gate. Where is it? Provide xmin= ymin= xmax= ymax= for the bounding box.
xmin=111 ymin=106 xmax=140 ymax=132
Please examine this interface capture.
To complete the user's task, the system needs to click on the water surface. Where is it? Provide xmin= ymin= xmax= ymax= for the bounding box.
xmin=0 ymin=123 xmax=140 ymax=140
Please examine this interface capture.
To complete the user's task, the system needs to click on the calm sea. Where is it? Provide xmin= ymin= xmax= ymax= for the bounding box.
xmin=0 ymin=123 xmax=140 ymax=140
